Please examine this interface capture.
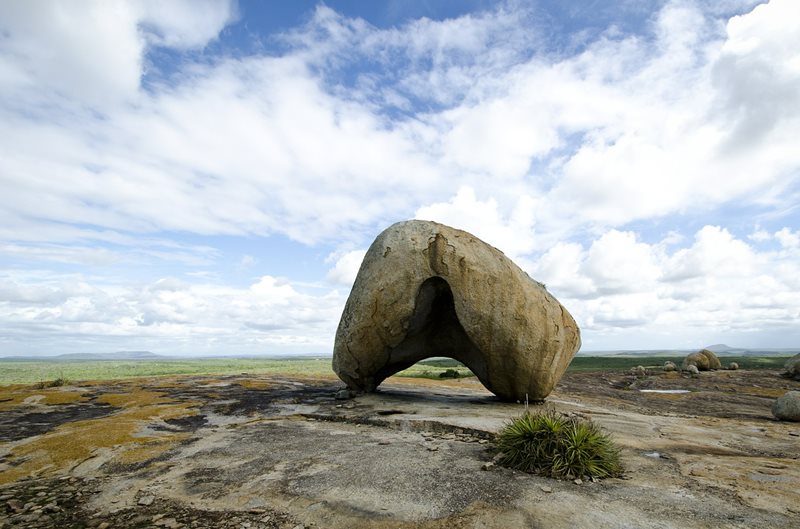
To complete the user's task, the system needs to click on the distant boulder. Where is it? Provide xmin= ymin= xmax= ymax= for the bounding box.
xmin=630 ymin=365 xmax=646 ymax=378
xmin=784 ymin=353 xmax=800 ymax=380
xmin=682 ymin=349 xmax=722 ymax=371
xmin=663 ymin=361 xmax=677 ymax=372
xmin=728 ymin=362 xmax=739 ymax=371
xmin=772 ymin=391 xmax=800 ymax=422
xmin=685 ymin=364 xmax=700 ymax=376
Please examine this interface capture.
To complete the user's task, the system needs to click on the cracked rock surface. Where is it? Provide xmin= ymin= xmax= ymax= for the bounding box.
xmin=1 ymin=370 xmax=798 ymax=528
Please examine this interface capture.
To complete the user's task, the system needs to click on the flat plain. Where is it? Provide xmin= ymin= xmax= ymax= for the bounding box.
xmin=0 ymin=359 xmax=798 ymax=528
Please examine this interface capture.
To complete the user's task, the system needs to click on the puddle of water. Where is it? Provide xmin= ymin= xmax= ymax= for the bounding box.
xmin=749 ymin=473 xmax=794 ymax=483
xmin=639 ymin=389 xmax=690 ymax=394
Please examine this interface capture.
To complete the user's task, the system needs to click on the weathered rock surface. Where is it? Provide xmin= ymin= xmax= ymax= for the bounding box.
xmin=332 ymin=220 xmax=581 ymax=401
xmin=784 ymin=353 xmax=800 ymax=380
xmin=772 ymin=391 xmax=800 ymax=422
xmin=682 ymin=349 xmax=722 ymax=371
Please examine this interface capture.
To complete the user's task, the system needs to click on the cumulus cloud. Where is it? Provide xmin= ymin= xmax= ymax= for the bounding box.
xmin=326 ymin=250 xmax=367 ymax=286
xmin=0 ymin=272 xmax=345 ymax=355
xmin=0 ymin=0 xmax=235 ymax=105
xmin=414 ymin=187 xmax=539 ymax=260
xmin=533 ymin=224 xmax=800 ymax=349
xmin=1 ymin=0 xmax=799 ymax=354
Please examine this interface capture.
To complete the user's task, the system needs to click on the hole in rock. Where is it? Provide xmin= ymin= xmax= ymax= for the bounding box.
xmin=378 ymin=276 xmax=488 ymax=384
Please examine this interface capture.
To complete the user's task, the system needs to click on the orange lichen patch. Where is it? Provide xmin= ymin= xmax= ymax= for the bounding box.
xmin=40 ymin=390 xmax=91 ymax=406
xmin=642 ymin=392 xmax=691 ymax=401
xmin=279 ymin=373 xmax=339 ymax=383
xmin=235 ymin=379 xmax=272 ymax=390
xmin=0 ymin=389 xmax=199 ymax=486
xmin=95 ymin=390 xmax=180 ymax=408
xmin=738 ymin=386 xmax=787 ymax=398
xmin=0 ymin=388 xmax=30 ymax=411
xmin=113 ymin=434 xmax=191 ymax=465
xmin=0 ymin=386 xmax=89 ymax=410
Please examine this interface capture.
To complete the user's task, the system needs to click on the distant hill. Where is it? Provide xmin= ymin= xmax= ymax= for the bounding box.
xmin=57 ymin=351 xmax=163 ymax=360
xmin=579 ymin=347 xmax=800 ymax=357
xmin=0 ymin=351 xmax=164 ymax=362
xmin=705 ymin=344 xmax=735 ymax=353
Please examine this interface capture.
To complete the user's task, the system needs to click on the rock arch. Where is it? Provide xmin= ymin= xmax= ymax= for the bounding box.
xmin=332 ymin=220 xmax=581 ymax=401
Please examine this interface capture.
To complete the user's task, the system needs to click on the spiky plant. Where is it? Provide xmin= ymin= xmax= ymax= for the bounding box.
xmin=495 ymin=409 xmax=623 ymax=479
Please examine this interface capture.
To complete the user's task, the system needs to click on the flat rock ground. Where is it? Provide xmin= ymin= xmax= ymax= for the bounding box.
xmin=1 ymin=368 xmax=798 ymax=529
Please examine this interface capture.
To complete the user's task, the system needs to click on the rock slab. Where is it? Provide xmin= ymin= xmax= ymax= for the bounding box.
xmin=772 ymin=391 xmax=800 ymax=422
xmin=784 ymin=353 xmax=800 ymax=380
xmin=332 ymin=220 xmax=581 ymax=401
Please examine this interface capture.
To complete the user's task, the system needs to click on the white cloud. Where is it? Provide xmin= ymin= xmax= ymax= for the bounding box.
xmin=532 ymin=224 xmax=800 ymax=349
xmin=0 ymin=272 xmax=346 ymax=355
xmin=0 ymin=0 xmax=235 ymax=105
xmin=1 ymin=0 xmax=799 ymax=353
xmin=414 ymin=186 xmax=538 ymax=260
xmin=774 ymin=227 xmax=799 ymax=249
xmin=326 ymin=250 xmax=367 ymax=286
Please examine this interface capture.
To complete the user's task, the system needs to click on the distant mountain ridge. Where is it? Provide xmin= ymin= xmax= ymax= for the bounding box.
xmin=705 ymin=344 xmax=735 ymax=352
xmin=578 ymin=346 xmax=799 ymax=357
xmin=0 ymin=351 xmax=164 ymax=362
xmin=57 ymin=351 xmax=162 ymax=360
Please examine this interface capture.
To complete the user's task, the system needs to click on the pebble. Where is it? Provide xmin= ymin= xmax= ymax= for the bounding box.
xmin=378 ymin=440 xmax=391 ymax=445
xmin=481 ymin=462 xmax=495 ymax=471
xmin=574 ymin=479 xmax=583 ymax=485
xmin=540 ymin=485 xmax=553 ymax=493
xmin=138 ymin=495 xmax=156 ymax=506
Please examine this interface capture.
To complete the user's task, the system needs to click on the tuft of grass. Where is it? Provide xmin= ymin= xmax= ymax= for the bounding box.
xmin=495 ymin=409 xmax=623 ymax=479
xmin=33 ymin=377 xmax=69 ymax=389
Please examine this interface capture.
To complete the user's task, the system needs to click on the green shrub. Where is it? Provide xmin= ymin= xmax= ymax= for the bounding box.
xmin=33 ymin=377 xmax=69 ymax=389
xmin=438 ymin=368 xmax=461 ymax=379
xmin=495 ymin=409 xmax=623 ymax=479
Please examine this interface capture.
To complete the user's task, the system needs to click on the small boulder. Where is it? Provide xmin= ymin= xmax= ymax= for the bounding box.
xmin=685 ymin=364 xmax=700 ymax=376
xmin=663 ymin=361 xmax=677 ymax=372
xmin=630 ymin=365 xmax=646 ymax=377
xmin=728 ymin=362 xmax=739 ymax=371
xmin=784 ymin=353 xmax=800 ymax=380
xmin=335 ymin=389 xmax=353 ymax=400
xmin=772 ymin=391 xmax=800 ymax=422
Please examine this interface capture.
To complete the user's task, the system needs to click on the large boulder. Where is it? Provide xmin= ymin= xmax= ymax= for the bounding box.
xmin=772 ymin=391 xmax=800 ymax=422
xmin=784 ymin=353 xmax=800 ymax=380
xmin=332 ymin=220 xmax=581 ymax=401
xmin=682 ymin=349 xmax=722 ymax=371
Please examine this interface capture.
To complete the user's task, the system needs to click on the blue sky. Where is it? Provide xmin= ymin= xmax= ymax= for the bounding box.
xmin=1 ymin=0 xmax=799 ymax=357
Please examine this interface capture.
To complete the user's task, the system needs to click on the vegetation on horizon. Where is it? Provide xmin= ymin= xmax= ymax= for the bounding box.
xmin=0 ymin=354 xmax=791 ymax=386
